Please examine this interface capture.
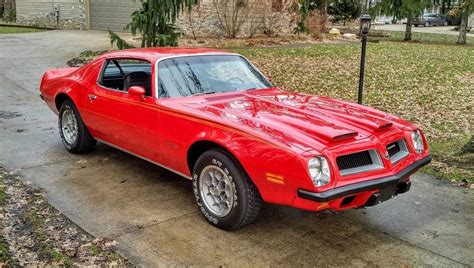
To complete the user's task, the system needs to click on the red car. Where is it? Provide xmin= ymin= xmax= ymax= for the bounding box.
xmin=40 ymin=48 xmax=431 ymax=230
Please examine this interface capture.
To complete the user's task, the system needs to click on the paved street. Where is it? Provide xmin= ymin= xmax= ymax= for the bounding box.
xmin=374 ymin=24 xmax=474 ymax=36
xmin=0 ymin=30 xmax=473 ymax=266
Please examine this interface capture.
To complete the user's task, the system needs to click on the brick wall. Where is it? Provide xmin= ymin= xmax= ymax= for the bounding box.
xmin=15 ymin=0 xmax=86 ymax=29
xmin=175 ymin=0 xmax=296 ymax=38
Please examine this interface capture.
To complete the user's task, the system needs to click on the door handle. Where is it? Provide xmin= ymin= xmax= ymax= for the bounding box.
xmin=88 ymin=94 xmax=97 ymax=100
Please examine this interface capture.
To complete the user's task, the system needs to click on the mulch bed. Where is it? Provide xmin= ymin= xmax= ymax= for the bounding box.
xmin=0 ymin=167 xmax=132 ymax=266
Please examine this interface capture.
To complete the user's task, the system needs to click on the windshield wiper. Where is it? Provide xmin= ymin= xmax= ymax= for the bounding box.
xmin=191 ymin=91 xmax=216 ymax=96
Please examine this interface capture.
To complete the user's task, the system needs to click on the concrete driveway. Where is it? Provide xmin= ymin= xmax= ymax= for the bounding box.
xmin=0 ymin=30 xmax=473 ymax=267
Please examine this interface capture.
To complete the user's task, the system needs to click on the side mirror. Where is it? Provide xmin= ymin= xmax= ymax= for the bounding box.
xmin=128 ymin=86 xmax=146 ymax=98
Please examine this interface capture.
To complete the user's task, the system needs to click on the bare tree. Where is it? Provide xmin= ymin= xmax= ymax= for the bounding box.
xmin=213 ymin=0 xmax=249 ymax=38
xmin=248 ymin=0 xmax=268 ymax=37
xmin=455 ymin=0 xmax=473 ymax=44
xmin=182 ymin=2 xmax=212 ymax=39
xmin=321 ymin=0 xmax=328 ymax=32
xmin=262 ymin=0 xmax=297 ymax=37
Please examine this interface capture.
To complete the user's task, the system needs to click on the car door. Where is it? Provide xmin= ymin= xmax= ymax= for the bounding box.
xmin=436 ymin=14 xmax=444 ymax=25
xmin=85 ymin=58 xmax=162 ymax=162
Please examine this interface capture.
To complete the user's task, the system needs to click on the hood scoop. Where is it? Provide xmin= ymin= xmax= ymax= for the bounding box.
xmin=332 ymin=131 xmax=358 ymax=142
xmin=376 ymin=122 xmax=393 ymax=132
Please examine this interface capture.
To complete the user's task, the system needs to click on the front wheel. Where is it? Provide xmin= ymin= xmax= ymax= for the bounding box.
xmin=58 ymin=100 xmax=96 ymax=154
xmin=424 ymin=21 xmax=430 ymax=27
xmin=192 ymin=149 xmax=262 ymax=230
xmin=443 ymin=21 xmax=448 ymax=26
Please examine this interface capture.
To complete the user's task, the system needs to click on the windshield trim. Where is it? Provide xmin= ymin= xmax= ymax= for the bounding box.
xmin=154 ymin=53 xmax=272 ymax=98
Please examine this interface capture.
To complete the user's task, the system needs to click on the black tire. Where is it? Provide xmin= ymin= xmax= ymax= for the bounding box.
xmin=424 ymin=21 xmax=430 ymax=27
xmin=58 ymin=99 xmax=96 ymax=154
xmin=192 ymin=149 xmax=262 ymax=230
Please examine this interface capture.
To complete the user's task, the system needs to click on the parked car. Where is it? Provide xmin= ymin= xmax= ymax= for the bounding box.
xmin=374 ymin=16 xmax=395 ymax=25
xmin=414 ymin=13 xmax=448 ymax=27
xmin=39 ymin=48 xmax=431 ymax=230
xmin=446 ymin=13 xmax=461 ymax=26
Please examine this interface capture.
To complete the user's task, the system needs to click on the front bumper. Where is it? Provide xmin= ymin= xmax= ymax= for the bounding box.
xmin=297 ymin=156 xmax=431 ymax=202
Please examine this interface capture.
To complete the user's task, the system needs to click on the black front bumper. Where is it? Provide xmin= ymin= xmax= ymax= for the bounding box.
xmin=297 ymin=156 xmax=432 ymax=203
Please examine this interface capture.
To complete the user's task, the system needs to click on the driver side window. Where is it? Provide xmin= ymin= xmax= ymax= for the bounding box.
xmin=99 ymin=59 xmax=153 ymax=96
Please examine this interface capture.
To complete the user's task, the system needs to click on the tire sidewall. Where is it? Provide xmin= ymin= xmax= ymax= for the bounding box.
xmin=192 ymin=150 xmax=248 ymax=229
xmin=58 ymin=101 xmax=80 ymax=151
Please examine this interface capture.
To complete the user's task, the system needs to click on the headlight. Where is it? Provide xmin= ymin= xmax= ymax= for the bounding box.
xmin=308 ymin=156 xmax=331 ymax=187
xmin=411 ymin=130 xmax=425 ymax=154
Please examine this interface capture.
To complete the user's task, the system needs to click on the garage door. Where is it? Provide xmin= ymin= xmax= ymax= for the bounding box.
xmin=89 ymin=0 xmax=141 ymax=31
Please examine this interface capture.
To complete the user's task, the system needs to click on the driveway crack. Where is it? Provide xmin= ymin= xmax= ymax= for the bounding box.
xmin=111 ymin=210 xmax=200 ymax=239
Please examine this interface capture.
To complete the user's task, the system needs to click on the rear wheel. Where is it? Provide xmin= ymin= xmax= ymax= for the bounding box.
xmin=58 ymin=100 xmax=96 ymax=154
xmin=443 ymin=21 xmax=448 ymax=26
xmin=192 ymin=149 xmax=262 ymax=230
xmin=424 ymin=21 xmax=430 ymax=27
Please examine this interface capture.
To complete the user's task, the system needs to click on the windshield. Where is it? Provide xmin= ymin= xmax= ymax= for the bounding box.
xmin=157 ymin=55 xmax=272 ymax=98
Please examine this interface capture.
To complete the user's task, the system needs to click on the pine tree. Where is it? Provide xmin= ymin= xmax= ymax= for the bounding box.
xmin=329 ymin=0 xmax=362 ymax=26
xmin=127 ymin=0 xmax=197 ymax=47
xmin=371 ymin=0 xmax=431 ymax=41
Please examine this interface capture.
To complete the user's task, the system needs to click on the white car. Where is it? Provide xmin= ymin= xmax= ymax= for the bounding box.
xmin=374 ymin=16 xmax=395 ymax=25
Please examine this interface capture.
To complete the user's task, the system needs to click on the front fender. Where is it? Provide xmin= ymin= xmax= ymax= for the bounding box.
xmin=187 ymin=129 xmax=312 ymax=207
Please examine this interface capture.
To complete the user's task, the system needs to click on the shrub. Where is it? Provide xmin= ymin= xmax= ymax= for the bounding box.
xmin=2 ymin=9 xmax=16 ymax=22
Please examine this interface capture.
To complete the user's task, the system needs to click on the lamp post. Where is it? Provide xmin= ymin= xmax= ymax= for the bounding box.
xmin=358 ymin=13 xmax=372 ymax=105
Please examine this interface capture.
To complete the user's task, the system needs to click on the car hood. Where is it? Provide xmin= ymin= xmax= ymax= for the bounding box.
xmin=166 ymin=88 xmax=412 ymax=152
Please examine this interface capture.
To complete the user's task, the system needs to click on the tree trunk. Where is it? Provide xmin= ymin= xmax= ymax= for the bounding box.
xmin=457 ymin=11 xmax=468 ymax=44
xmin=404 ymin=17 xmax=413 ymax=41
xmin=321 ymin=0 xmax=328 ymax=32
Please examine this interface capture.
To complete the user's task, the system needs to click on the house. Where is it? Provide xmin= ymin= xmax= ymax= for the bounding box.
xmin=13 ymin=0 xmax=141 ymax=31
xmin=12 ymin=0 xmax=294 ymax=38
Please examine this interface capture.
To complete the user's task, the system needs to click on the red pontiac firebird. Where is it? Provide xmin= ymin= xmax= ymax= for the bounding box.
xmin=40 ymin=48 xmax=431 ymax=230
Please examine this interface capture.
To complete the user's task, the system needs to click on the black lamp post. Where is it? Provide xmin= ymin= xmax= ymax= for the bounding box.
xmin=358 ymin=13 xmax=372 ymax=105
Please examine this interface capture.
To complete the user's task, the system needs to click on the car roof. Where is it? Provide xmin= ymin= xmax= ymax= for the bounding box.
xmin=96 ymin=47 xmax=233 ymax=62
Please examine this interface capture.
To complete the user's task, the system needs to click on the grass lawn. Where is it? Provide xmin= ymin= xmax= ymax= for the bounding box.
xmin=235 ymin=39 xmax=474 ymax=184
xmin=0 ymin=26 xmax=45 ymax=34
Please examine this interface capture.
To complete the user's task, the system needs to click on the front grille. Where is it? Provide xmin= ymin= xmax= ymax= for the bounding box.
xmin=387 ymin=139 xmax=409 ymax=164
xmin=336 ymin=149 xmax=383 ymax=176
xmin=387 ymin=141 xmax=401 ymax=157
xmin=337 ymin=151 xmax=373 ymax=170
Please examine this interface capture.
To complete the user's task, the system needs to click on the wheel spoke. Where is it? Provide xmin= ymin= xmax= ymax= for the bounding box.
xmin=198 ymin=165 xmax=234 ymax=217
xmin=61 ymin=109 xmax=79 ymax=144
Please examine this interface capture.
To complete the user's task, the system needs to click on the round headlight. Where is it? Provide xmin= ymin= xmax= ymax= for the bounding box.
xmin=308 ymin=156 xmax=331 ymax=187
xmin=411 ymin=130 xmax=425 ymax=154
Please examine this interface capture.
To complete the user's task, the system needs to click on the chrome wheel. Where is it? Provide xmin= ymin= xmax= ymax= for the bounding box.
xmin=199 ymin=165 xmax=234 ymax=217
xmin=61 ymin=108 xmax=78 ymax=145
